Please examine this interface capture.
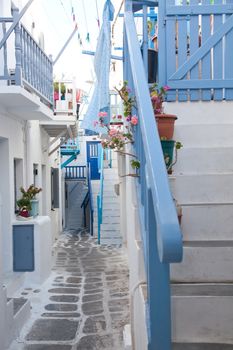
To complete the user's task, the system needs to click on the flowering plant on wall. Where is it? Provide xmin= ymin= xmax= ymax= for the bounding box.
xmin=94 ymin=81 xmax=140 ymax=172
xmin=94 ymin=81 xmax=138 ymax=151
xmin=150 ymin=83 xmax=170 ymax=114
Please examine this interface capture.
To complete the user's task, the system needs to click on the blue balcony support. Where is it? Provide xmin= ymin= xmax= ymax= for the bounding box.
xmin=61 ymin=154 xmax=77 ymax=169
xmin=124 ymin=1 xmax=183 ymax=349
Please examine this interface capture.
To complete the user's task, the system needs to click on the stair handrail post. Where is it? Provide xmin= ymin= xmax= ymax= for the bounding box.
xmin=12 ymin=7 xmax=22 ymax=86
xmin=97 ymin=147 xmax=104 ymax=244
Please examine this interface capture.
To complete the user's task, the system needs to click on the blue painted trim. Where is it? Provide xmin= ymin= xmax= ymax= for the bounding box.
xmin=97 ymin=147 xmax=104 ymax=245
xmin=166 ymin=4 xmax=233 ymax=15
xmin=168 ymin=79 xmax=233 ymax=88
xmin=61 ymin=154 xmax=77 ymax=169
xmin=119 ymin=13 xmax=158 ymax=18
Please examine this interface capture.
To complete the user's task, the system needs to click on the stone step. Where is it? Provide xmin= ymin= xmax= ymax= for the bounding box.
xmin=173 ymin=124 xmax=233 ymax=147
xmin=101 ymin=223 xmax=120 ymax=231
xmin=165 ymin=101 xmax=233 ymax=125
xmin=99 ymin=237 xmax=122 ymax=245
xmin=179 ymin=204 xmax=233 ymax=241
xmin=170 ymin=174 xmax=233 ymax=205
xmin=171 ymin=241 xmax=233 ymax=282
xmin=173 ymin=147 xmax=233 ymax=174
xmin=171 ymin=283 xmax=233 ymax=344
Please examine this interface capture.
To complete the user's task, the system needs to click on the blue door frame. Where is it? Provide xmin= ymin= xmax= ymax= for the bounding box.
xmin=86 ymin=141 xmax=100 ymax=180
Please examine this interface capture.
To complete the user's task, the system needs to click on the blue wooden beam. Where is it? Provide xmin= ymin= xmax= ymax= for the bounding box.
xmin=82 ymin=50 xmax=123 ymax=61
xmin=167 ymin=4 xmax=233 ymax=15
xmin=119 ymin=13 xmax=158 ymax=18
xmin=61 ymin=154 xmax=77 ymax=169
xmin=0 ymin=0 xmax=35 ymax=50
xmin=168 ymin=79 xmax=233 ymax=89
xmin=53 ymin=26 xmax=78 ymax=65
xmin=0 ymin=18 xmax=14 ymax=22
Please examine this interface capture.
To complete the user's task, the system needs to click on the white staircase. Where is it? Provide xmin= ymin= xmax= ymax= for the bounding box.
xmin=66 ymin=180 xmax=87 ymax=230
xmin=166 ymin=102 xmax=233 ymax=346
xmin=92 ymin=153 xmax=122 ymax=245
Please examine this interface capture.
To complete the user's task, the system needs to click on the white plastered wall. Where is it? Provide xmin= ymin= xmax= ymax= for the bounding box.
xmin=118 ymin=147 xmax=148 ymax=350
xmin=0 ymin=113 xmax=61 ymax=273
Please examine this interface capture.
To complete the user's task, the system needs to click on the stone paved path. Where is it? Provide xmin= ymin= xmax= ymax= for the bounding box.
xmin=9 ymin=229 xmax=130 ymax=350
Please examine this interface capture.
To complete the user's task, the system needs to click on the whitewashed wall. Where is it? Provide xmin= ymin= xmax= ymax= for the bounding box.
xmin=0 ymin=113 xmax=61 ymax=273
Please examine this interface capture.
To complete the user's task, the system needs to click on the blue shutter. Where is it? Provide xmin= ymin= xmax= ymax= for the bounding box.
xmin=13 ymin=225 xmax=34 ymax=272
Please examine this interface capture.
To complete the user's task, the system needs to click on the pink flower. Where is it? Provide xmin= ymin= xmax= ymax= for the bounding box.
xmin=131 ymin=115 xmax=138 ymax=125
xmin=98 ymin=111 xmax=108 ymax=117
xmin=93 ymin=120 xmax=99 ymax=127
xmin=109 ymin=129 xmax=118 ymax=137
xmin=163 ymin=85 xmax=170 ymax=91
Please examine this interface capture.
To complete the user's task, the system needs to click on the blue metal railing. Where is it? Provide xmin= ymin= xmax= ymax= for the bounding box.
xmin=61 ymin=137 xmax=80 ymax=151
xmin=0 ymin=7 xmax=53 ymax=106
xmin=124 ymin=1 xmax=183 ymax=349
xmin=81 ymin=191 xmax=89 ymax=229
xmin=87 ymin=164 xmax=94 ymax=236
xmin=65 ymin=166 xmax=86 ymax=179
xmin=97 ymin=146 xmax=104 ymax=245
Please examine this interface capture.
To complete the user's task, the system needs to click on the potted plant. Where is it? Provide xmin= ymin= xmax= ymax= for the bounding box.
xmin=19 ymin=185 xmax=42 ymax=217
xmin=150 ymin=83 xmax=177 ymax=139
xmin=16 ymin=198 xmax=32 ymax=218
xmin=161 ymin=138 xmax=182 ymax=174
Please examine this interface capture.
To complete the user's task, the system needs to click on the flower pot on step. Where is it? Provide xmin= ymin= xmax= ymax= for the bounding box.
xmin=155 ymin=114 xmax=177 ymax=139
xmin=161 ymin=139 xmax=175 ymax=173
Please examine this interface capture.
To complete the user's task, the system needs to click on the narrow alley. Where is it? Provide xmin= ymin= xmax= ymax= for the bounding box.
xmin=9 ymin=229 xmax=130 ymax=350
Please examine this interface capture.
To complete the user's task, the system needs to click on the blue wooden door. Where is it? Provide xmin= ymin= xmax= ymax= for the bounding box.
xmin=86 ymin=141 xmax=100 ymax=180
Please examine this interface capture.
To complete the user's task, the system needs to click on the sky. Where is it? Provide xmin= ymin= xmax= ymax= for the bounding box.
xmin=25 ymin=0 xmax=124 ymax=93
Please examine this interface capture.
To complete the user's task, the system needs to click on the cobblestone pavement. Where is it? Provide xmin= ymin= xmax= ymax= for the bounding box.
xmin=10 ymin=229 xmax=130 ymax=350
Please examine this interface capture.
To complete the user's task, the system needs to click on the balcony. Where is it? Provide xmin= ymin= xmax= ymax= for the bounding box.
xmin=41 ymin=80 xmax=79 ymax=151
xmin=0 ymin=7 xmax=54 ymax=120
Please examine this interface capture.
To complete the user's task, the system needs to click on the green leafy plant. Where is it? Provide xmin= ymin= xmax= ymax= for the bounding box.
xmin=130 ymin=159 xmax=140 ymax=170
xmin=150 ymin=83 xmax=170 ymax=114
xmin=16 ymin=198 xmax=32 ymax=211
xmin=19 ymin=185 xmax=42 ymax=200
xmin=53 ymin=82 xmax=66 ymax=94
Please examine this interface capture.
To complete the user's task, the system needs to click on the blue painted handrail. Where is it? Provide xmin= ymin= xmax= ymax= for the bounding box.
xmin=124 ymin=1 xmax=183 ymax=349
xmin=97 ymin=146 xmax=104 ymax=245
xmin=87 ymin=164 xmax=94 ymax=236
xmin=81 ymin=191 xmax=89 ymax=228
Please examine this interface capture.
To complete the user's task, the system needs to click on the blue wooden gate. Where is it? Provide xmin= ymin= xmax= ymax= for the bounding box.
xmin=158 ymin=0 xmax=233 ymax=101
xmin=86 ymin=141 xmax=100 ymax=180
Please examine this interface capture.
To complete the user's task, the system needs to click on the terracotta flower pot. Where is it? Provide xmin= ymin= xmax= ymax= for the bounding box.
xmin=155 ymin=113 xmax=177 ymax=139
